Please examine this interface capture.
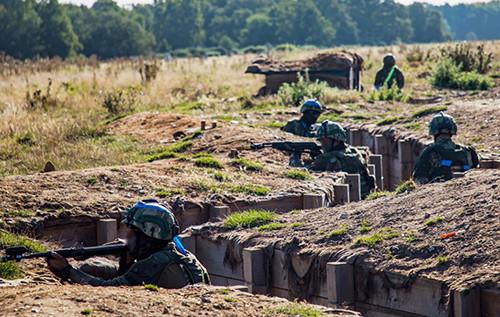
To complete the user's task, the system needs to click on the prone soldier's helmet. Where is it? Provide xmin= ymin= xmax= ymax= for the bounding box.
xmin=300 ymin=99 xmax=322 ymax=113
xmin=428 ymin=112 xmax=457 ymax=136
xmin=122 ymin=200 xmax=178 ymax=241
xmin=383 ymin=54 xmax=396 ymax=67
xmin=316 ymin=120 xmax=347 ymax=142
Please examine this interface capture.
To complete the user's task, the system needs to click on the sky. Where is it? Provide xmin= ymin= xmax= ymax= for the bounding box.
xmin=59 ymin=0 xmax=490 ymax=6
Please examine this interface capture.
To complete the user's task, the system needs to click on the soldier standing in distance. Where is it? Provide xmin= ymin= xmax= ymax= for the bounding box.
xmin=374 ymin=54 xmax=405 ymax=90
xmin=281 ymin=99 xmax=323 ymax=137
xmin=309 ymin=120 xmax=375 ymax=198
xmin=413 ymin=112 xmax=480 ymax=184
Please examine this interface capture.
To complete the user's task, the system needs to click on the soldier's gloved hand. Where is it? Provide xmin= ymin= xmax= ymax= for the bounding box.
xmin=46 ymin=252 xmax=72 ymax=280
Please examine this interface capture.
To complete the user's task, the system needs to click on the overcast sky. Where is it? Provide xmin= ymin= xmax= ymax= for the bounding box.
xmin=59 ymin=0 xmax=490 ymax=6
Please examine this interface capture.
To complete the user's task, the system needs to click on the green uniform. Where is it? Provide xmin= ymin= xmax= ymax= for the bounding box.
xmin=413 ymin=138 xmax=479 ymax=184
xmin=281 ymin=119 xmax=315 ymax=137
xmin=374 ymin=66 xmax=405 ymax=89
xmin=309 ymin=145 xmax=375 ymax=198
xmin=69 ymin=243 xmax=209 ymax=288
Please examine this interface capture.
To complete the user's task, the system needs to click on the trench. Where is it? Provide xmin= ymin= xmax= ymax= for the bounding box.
xmin=30 ymin=126 xmax=499 ymax=317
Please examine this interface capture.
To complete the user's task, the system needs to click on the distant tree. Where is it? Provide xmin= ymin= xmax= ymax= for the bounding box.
xmin=36 ymin=0 xmax=81 ymax=58
xmin=153 ymin=0 xmax=204 ymax=50
xmin=243 ymin=13 xmax=273 ymax=46
xmin=0 ymin=0 xmax=42 ymax=59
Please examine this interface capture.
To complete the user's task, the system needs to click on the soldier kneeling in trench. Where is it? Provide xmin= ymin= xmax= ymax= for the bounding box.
xmin=413 ymin=112 xmax=479 ymax=184
xmin=309 ymin=120 xmax=375 ymax=199
xmin=46 ymin=200 xmax=210 ymax=287
xmin=281 ymin=99 xmax=323 ymax=137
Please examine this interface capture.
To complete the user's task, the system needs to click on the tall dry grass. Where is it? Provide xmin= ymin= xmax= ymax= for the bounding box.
xmin=0 ymin=41 xmax=498 ymax=176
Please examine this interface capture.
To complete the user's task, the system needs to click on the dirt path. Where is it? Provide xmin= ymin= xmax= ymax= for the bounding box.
xmin=0 ymin=284 xmax=360 ymax=317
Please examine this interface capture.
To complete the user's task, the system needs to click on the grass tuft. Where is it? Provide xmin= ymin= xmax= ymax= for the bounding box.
xmin=0 ymin=230 xmax=47 ymax=252
xmin=328 ymin=224 xmax=348 ymax=237
xmin=0 ymin=262 xmax=23 ymax=280
xmin=436 ymin=255 xmax=448 ymax=265
xmin=194 ymin=156 xmax=224 ymax=169
xmin=229 ymin=184 xmax=269 ymax=196
xmin=425 ymin=216 xmax=444 ymax=226
xmin=155 ymin=187 xmax=185 ymax=198
xmin=271 ymin=302 xmax=322 ymax=317
xmin=283 ymin=170 xmax=313 ymax=180
xmin=395 ymin=180 xmax=416 ymax=194
xmin=224 ymin=210 xmax=276 ymax=229
xmin=257 ymin=222 xmax=286 ymax=231
xmin=365 ymin=191 xmax=392 ymax=201
xmin=212 ymin=171 xmax=230 ymax=182
xmin=144 ymin=284 xmax=159 ymax=292
xmin=411 ymin=106 xmax=448 ymax=118
xmin=1 ymin=210 xmax=35 ymax=218
xmin=354 ymin=227 xmax=399 ymax=247
xmin=81 ymin=308 xmax=93 ymax=315
xmin=233 ymin=158 xmax=263 ymax=172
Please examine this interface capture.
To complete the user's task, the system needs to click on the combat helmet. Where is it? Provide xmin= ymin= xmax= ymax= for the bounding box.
xmin=300 ymin=99 xmax=322 ymax=113
xmin=383 ymin=54 xmax=396 ymax=67
xmin=428 ymin=112 xmax=457 ymax=136
xmin=316 ymin=120 xmax=347 ymax=142
xmin=122 ymin=200 xmax=178 ymax=241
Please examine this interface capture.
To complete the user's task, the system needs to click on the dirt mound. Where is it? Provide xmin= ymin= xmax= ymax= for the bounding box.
xmin=207 ymin=169 xmax=500 ymax=288
xmin=246 ymin=51 xmax=364 ymax=74
xmin=0 ymin=284 xmax=360 ymax=317
xmin=107 ymin=112 xmax=201 ymax=144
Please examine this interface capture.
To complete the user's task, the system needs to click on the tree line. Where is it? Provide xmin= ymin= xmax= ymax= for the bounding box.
xmin=0 ymin=0 xmax=499 ymax=60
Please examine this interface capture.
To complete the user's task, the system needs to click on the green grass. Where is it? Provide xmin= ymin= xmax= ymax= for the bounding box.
xmin=354 ymin=227 xmax=399 ymax=247
xmin=86 ymin=177 xmax=98 ymax=186
xmin=376 ymin=116 xmax=404 ymax=126
xmin=229 ymin=184 xmax=269 ymax=196
xmin=402 ymin=122 xmax=421 ymax=130
xmin=360 ymin=219 xmax=372 ymax=233
xmin=190 ymin=179 xmax=220 ymax=193
xmin=271 ymin=302 xmax=322 ymax=317
xmin=194 ymin=156 xmax=224 ymax=169
xmin=192 ymin=152 xmax=213 ymax=158
xmin=233 ymin=158 xmax=263 ymax=172
xmin=425 ymin=216 xmax=444 ymax=226
xmin=0 ymin=210 xmax=35 ymax=218
xmin=283 ymin=170 xmax=313 ymax=180
xmin=436 ymin=255 xmax=448 ymax=265
xmin=80 ymin=308 xmax=93 ymax=315
xmin=0 ymin=230 xmax=47 ymax=252
xmin=257 ymin=222 xmax=287 ymax=231
xmin=224 ymin=210 xmax=276 ymax=229
xmin=365 ymin=191 xmax=392 ymax=201
xmin=211 ymin=171 xmax=230 ymax=182
xmin=265 ymin=121 xmax=283 ymax=129
xmin=223 ymin=296 xmax=238 ymax=303
xmin=411 ymin=106 xmax=448 ymax=119
xmin=395 ymin=180 xmax=416 ymax=194
xmin=145 ymin=140 xmax=193 ymax=162
xmin=328 ymin=224 xmax=348 ymax=237
xmin=290 ymin=222 xmax=304 ymax=228
xmin=0 ymin=262 xmax=23 ymax=280
xmin=155 ymin=187 xmax=185 ymax=198
xmin=144 ymin=284 xmax=159 ymax=292
xmin=215 ymin=288 xmax=231 ymax=295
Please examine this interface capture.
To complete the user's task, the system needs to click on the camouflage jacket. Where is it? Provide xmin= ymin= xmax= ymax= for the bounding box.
xmin=281 ymin=119 xmax=315 ymax=137
xmin=67 ymin=242 xmax=209 ymax=288
xmin=374 ymin=66 xmax=405 ymax=89
xmin=309 ymin=145 xmax=375 ymax=198
xmin=412 ymin=138 xmax=479 ymax=184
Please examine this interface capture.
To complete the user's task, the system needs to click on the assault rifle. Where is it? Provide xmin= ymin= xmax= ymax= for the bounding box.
xmin=1 ymin=243 xmax=126 ymax=262
xmin=251 ymin=141 xmax=322 ymax=167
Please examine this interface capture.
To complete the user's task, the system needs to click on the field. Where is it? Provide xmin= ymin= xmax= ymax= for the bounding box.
xmin=0 ymin=41 xmax=499 ymax=316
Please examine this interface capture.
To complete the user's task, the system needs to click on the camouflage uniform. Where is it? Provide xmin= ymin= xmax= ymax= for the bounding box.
xmin=60 ymin=200 xmax=209 ymax=288
xmin=310 ymin=121 xmax=375 ymax=198
xmin=310 ymin=146 xmax=374 ymax=198
xmin=281 ymin=119 xmax=315 ymax=137
xmin=413 ymin=112 xmax=479 ymax=184
xmin=281 ymin=99 xmax=322 ymax=137
xmin=70 ymin=243 xmax=208 ymax=288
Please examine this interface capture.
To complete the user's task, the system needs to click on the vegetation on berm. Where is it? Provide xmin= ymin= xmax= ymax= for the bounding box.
xmin=1 ymin=0 xmax=499 ymax=59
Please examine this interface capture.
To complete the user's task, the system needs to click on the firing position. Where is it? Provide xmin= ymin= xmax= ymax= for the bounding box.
xmin=413 ymin=112 xmax=479 ymax=184
xmin=46 ymin=200 xmax=209 ymax=288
